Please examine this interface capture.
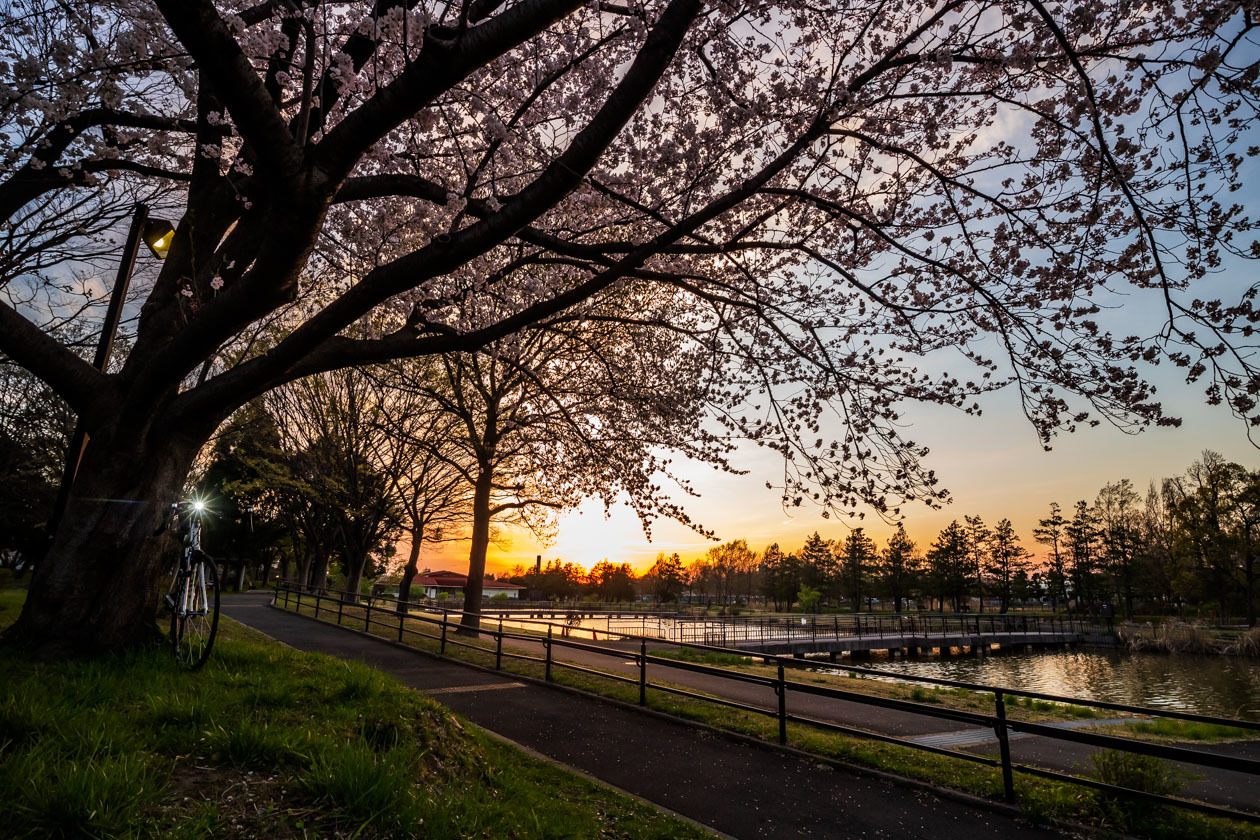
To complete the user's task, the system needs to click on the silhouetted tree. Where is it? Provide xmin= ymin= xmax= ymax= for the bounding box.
xmin=877 ymin=524 xmax=920 ymax=614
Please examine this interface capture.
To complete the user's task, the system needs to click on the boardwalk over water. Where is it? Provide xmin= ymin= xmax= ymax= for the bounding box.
xmin=619 ymin=613 xmax=1088 ymax=658
xmin=457 ymin=606 xmax=1092 ymax=659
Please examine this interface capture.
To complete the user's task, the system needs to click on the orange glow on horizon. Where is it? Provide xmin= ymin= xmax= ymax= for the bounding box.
xmin=394 ymin=391 xmax=1259 ymax=581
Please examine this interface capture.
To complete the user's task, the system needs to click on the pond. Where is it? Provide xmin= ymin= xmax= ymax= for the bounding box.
xmin=815 ymin=647 xmax=1260 ymax=720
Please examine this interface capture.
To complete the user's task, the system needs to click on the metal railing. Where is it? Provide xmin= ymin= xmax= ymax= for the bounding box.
xmin=640 ymin=611 xmax=1091 ymax=647
xmin=273 ymin=580 xmax=1260 ymax=826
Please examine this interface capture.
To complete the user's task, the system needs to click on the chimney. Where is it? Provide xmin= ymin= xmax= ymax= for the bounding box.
xmin=535 ymin=555 xmax=542 ymax=573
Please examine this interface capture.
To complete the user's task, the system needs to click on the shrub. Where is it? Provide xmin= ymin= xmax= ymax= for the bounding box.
xmin=1126 ymin=620 xmax=1221 ymax=654
xmin=1090 ymin=749 xmax=1187 ymax=833
xmin=1229 ymin=626 xmax=1260 ymax=658
xmin=796 ymin=585 xmax=822 ymax=613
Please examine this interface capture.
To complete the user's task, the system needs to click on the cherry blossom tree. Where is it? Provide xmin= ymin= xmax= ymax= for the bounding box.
xmin=366 ymin=371 xmax=470 ymax=612
xmin=3 ymin=0 xmax=1259 ymax=655
xmin=390 ymin=311 xmax=721 ymax=630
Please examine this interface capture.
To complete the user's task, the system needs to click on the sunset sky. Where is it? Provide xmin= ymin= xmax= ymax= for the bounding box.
xmin=422 ymin=157 xmax=1260 ymax=578
xmin=422 ymin=365 xmax=1259 ymax=577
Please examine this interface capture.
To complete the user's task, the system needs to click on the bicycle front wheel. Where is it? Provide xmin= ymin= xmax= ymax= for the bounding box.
xmin=170 ymin=552 xmax=220 ymax=670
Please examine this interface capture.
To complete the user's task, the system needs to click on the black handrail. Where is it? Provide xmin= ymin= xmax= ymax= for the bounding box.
xmin=272 ymin=580 xmax=1260 ymax=825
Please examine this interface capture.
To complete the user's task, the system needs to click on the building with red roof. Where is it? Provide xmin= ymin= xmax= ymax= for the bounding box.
xmin=413 ymin=570 xmax=525 ymax=599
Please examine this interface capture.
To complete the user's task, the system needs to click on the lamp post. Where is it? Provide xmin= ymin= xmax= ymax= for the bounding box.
xmin=47 ymin=204 xmax=174 ymax=539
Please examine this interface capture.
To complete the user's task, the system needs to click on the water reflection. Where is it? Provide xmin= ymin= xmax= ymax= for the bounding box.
xmin=824 ymin=648 xmax=1260 ymax=720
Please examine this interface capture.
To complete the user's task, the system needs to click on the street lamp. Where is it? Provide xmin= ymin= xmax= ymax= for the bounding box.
xmin=142 ymin=219 xmax=175 ymax=259
xmin=49 ymin=204 xmax=174 ymax=537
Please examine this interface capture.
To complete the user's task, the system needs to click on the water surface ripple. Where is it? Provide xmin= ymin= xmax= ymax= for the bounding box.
xmin=828 ymin=649 xmax=1260 ymax=720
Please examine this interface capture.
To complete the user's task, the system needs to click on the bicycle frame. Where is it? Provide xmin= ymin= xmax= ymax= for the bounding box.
xmin=165 ymin=503 xmax=210 ymax=619
xmin=161 ymin=499 xmax=220 ymax=669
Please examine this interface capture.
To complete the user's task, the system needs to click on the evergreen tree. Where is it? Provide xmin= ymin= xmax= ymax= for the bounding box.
xmin=798 ymin=532 xmax=839 ymax=606
xmin=645 ymin=552 xmax=687 ymax=603
xmin=1065 ymin=501 xmax=1100 ymax=611
xmin=963 ymin=515 xmax=991 ymax=612
xmin=1033 ymin=503 xmax=1069 ymax=611
xmin=760 ymin=543 xmax=800 ymax=611
xmin=986 ymin=518 xmax=1031 ymax=613
xmin=840 ymin=528 xmax=877 ymax=612
xmin=877 ymin=524 xmax=920 ymax=613
xmin=1096 ymin=480 xmax=1143 ymax=620
xmin=927 ymin=522 xmax=970 ymax=612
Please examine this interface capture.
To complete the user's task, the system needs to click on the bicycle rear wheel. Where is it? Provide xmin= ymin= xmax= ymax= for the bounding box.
xmin=170 ymin=552 xmax=220 ymax=670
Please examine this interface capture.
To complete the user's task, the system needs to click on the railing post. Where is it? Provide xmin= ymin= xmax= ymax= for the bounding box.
xmin=994 ymin=691 xmax=1016 ymax=803
xmin=313 ymin=592 xmax=320 ymax=619
xmin=398 ymin=610 xmax=405 ymax=642
xmin=639 ymin=638 xmax=647 ymax=705
xmin=495 ymin=620 xmax=503 ymax=670
xmin=440 ymin=611 xmax=448 ymax=654
xmin=338 ymin=598 xmax=344 ymax=626
xmin=546 ymin=625 xmax=553 ymax=681
xmin=284 ymin=584 xmax=290 ymax=609
xmin=295 ymin=589 xmax=301 ymax=613
xmin=365 ymin=599 xmax=372 ymax=632
xmin=776 ymin=663 xmax=788 ymax=744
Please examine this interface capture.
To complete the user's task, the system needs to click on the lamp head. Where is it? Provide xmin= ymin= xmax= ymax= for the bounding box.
xmin=142 ymin=219 xmax=175 ymax=259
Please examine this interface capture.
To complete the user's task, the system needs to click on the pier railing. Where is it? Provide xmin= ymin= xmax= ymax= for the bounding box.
xmin=273 ymin=580 xmax=1260 ymax=827
xmin=637 ymin=611 xmax=1091 ymax=646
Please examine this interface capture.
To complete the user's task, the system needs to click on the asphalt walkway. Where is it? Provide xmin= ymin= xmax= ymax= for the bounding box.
xmin=223 ymin=594 xmax=1068 ymax=840
xmin=475 ymin=614 xmax=1260 ymax=813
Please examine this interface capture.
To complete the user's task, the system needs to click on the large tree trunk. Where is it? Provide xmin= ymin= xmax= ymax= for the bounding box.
xmin=7 ymin=425 xmax=202 ymax=657
xmin=344 ymin=554 xmax=365 ymax=604
xmin=296 ymin=544 xmax=313 ymax=589
xmin=976 ymin=563 xmax=984 ymax=614
xmin=397 ymin=534 xmax=422 ymax=615
xmin=309 ymin=553 xmax=329 ymax=594
xmin=460 ymin=464 xmax=493 ymax=634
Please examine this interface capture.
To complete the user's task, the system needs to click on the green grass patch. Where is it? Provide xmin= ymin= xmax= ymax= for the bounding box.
xmin=0 ymin=587 xmax=26 ymax=632
xmin=1008 ymin=694 xmax=1099 ymax=718
xmin=649 ymin=646 xmax=752 ymax=666
xmin=0 ymin=596 xmax=712 ymax=840
xmin=1113 ymin=719 xmax=1257 ymax=743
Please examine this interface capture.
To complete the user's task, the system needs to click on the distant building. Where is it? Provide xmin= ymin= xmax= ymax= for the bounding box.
xmin=415 ymin=570 xmax=524 ymax=599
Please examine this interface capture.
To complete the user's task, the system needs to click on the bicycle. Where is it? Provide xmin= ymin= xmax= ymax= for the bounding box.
xmin=155 ymin=499 xmax=220 ymax=669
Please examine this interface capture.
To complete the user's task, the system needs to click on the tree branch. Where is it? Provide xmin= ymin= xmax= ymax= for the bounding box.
xmin=154 ymin=0 xmax=304 ymax=175
xmin=0 ymin=303 xmax=111 ymax=419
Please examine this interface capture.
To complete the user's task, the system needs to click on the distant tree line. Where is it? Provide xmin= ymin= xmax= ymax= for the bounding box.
xmin=497 ymin=452 xmax=1258 ymax=625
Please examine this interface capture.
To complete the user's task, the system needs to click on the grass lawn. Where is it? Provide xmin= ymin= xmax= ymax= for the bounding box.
xmin=0 ymin=589 xmax=712 ymax=840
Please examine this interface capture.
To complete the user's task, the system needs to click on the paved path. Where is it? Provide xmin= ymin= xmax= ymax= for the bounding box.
xmin=458 ymin=613 xmax=1260 ymax=814
xmin=223 ymin=594 xmax=1068 ymax=840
